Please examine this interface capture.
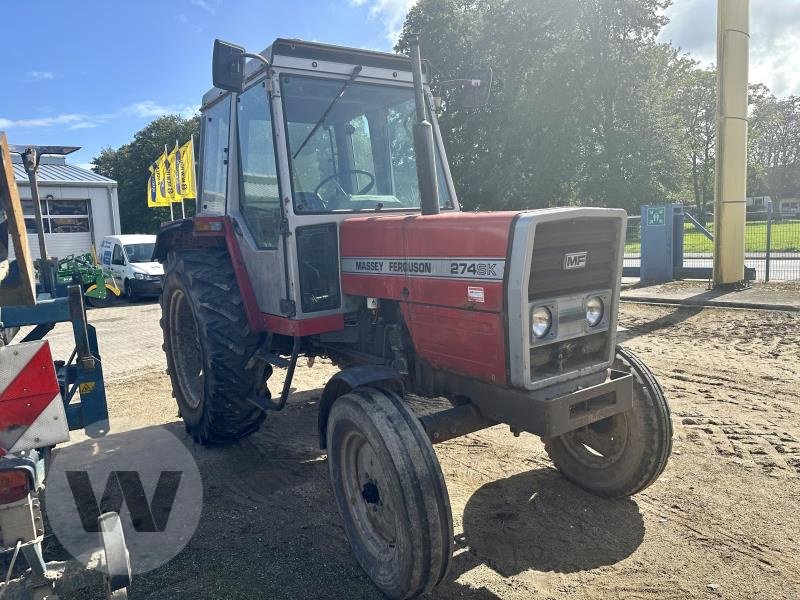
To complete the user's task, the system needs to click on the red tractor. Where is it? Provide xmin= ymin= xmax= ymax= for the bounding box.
xmin=154 ymin=37 xmax=672 ymax=599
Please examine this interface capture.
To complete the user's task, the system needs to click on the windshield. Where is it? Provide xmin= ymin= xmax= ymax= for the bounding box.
xmin=124 ymin=243 xmax=155 ymax=263
xmin=280 ymin=74 xmax=453 ymax=213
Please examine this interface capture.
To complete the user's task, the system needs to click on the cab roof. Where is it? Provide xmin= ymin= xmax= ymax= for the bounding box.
xmin=202 ymin=38 xmax=429 ymax=109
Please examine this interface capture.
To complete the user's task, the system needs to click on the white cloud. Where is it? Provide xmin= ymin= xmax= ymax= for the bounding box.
xmin=126 ymin=101 xmax=199 ymax=119
xmin=350 ymin=0 xmax=417 ymax=44
xmin=0 ymin=101 xmax=199 ymax=132
xmin=659 ymin=0 xmax=800 ymax=97
xmin=75 ymin=162 xmax=96 ymax=172
xmin=25 ymin=71 xmax=56 ymax=82
xmin=0 ymin=113 xmax=98 ymax=130
xmin=190 ymin=0 xmax=215 ymax=15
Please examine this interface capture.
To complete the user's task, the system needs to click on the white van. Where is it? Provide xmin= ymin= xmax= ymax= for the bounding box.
xmin=99 ymin=234 xmax=164 ymax=301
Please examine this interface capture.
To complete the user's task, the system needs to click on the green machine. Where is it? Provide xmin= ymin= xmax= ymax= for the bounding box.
xmin=54 ymin=253 xmax=121 ymax=306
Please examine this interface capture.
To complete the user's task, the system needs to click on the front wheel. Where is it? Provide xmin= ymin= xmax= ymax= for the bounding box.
xmin=544 ymin=346 xmax=672 ymax=498
xmin=327 ymin=387 xmax=453 ymax=599
xmin=124 ymin=280 xmax=138 ymax=303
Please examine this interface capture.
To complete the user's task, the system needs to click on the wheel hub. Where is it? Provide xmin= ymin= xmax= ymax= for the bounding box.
xmin=561 ymin=413 xmax=629 ymax=468
xmin=342 ymin=432 xmax=397 ymax=548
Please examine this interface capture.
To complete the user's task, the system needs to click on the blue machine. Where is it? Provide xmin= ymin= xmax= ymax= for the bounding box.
xmin=0 ymin=285 xmax=110 ymax=437
xmin=640 ymin=203 xmax=685 ymax=281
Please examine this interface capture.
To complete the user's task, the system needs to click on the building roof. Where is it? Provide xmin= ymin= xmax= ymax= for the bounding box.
xmin=13 ymin=162 xmax=116 ymax=186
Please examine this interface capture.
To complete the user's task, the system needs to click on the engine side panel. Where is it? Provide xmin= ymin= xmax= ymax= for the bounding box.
xmin=401 ymin=304 xmax=507 ymax=384
xmin=340 ymin=211 xmax=516 ymax=384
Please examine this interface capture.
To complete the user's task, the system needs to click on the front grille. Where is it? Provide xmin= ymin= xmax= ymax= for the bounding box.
xmin=530 ymin=332 xmax=609 ymax=380
xmin=529 ymin=217 xmax=621 ymax=301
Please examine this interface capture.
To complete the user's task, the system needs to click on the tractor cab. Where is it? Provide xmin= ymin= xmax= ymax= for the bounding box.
xmin=192 ymin=38 xmax=461 ymax=321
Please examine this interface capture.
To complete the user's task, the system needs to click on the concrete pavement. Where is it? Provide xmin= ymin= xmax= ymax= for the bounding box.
xmin=621 ymin=280 xmax=800 ymax=311
xmin=20 ymin=300 xmax=166 ymax=379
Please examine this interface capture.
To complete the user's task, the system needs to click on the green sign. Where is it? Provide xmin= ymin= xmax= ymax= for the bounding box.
xmin=647 ymin=206 xmax=666 ymax=226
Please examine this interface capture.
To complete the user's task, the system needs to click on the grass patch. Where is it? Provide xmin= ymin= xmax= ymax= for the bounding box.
xmin=625 ymin=220 xmax=800 ymax=254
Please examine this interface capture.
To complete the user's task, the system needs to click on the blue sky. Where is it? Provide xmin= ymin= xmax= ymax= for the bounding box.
xmin=1 ymin=0 xmax=797 ymax=170
xmin=0 ymin=0 xmax=411 ymax=169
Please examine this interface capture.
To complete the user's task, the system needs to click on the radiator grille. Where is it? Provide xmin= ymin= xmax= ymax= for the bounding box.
xmin=529 ymin=217 xmax=621 ymax=301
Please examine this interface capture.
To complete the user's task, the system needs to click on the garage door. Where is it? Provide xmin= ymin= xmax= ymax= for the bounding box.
xmin=8 ymin=198 xmax=93 ymax=261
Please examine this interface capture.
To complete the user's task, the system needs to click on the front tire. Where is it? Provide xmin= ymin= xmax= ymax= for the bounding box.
xmin=161 ymin=248 xmax=266 ymax=444
xmin=124 ymin=279 xmax=138 ymax=303
xmin=544 ymin=346 xmax=672 ymax=498
xmin=327 ymin=387 xmax=453 ymax=599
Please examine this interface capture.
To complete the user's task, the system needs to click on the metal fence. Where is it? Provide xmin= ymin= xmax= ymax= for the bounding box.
xmin=623 ymin=208 xmax=800 ymax=281
xmin=624 ymin=216 xmax=642 ymax=273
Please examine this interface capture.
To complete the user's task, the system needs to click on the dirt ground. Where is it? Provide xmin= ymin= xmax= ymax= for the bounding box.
xmin=52 ymin=303 xmax=800 ymax=598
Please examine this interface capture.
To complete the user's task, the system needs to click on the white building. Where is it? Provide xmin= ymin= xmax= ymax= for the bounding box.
xmin=746 ymin=195 xmax=800 ymax=215
xmin=10 ymin=153 xmax=120 ymax=260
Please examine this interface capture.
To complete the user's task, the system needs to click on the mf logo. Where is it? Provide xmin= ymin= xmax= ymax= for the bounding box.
xmin=564 ymin=251 xmax=588 ymax=270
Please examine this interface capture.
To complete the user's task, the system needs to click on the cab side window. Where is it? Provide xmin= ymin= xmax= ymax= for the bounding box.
xmin=237 ymin=81 xmax=281 ymax=248
xmin=112 ymin=244 xmax=125 ymax=266
xmin=200 ymin=96 xmax=232 ymax=215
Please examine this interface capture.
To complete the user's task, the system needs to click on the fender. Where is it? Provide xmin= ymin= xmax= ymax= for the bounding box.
xmin=153 ymin=218 xmax=195 ymax=262
xmin=318 ymin=366 xmax=404 ymax=449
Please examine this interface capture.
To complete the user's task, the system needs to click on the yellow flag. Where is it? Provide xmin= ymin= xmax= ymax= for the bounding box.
xmin=175 ymin=138 xmax=197 ymax=200
xmin=154 ymin=152 xmax=170 ymax=205
xmin=164 ymin=150 xmax=181 ymax=202
xmin=147 ymin=163 xmax=169 ymax=208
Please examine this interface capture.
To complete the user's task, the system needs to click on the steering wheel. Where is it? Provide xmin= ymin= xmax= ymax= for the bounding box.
xmin=314 ymin=170 xmax=376 ymax=202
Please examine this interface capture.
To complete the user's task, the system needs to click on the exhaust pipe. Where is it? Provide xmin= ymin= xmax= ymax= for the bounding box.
xmin=409 ymin=34 xmax=440 ymax=216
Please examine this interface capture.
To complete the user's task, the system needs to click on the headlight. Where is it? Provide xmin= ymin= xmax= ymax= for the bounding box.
xmin=586 ymin=296 xmax=604 ymax=327
xmin=531 ymin=306 xmax=552 ymax=339
xmin=134 ymin=272 xmax=146 ymax=280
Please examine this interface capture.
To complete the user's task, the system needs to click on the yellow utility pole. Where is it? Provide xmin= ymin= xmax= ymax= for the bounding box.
xmin=713 ymin=0 xmax=750 ymax=286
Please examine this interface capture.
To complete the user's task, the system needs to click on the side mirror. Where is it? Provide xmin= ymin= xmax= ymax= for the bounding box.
xmin=213 ymin=39 xmax=246 ymax=93
xmin=459 ymin=68 xmax=493 ymax=109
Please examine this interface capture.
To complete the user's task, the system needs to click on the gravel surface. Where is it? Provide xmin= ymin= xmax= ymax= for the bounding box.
xmin=23 ymin=300 xmax=800 ymax=599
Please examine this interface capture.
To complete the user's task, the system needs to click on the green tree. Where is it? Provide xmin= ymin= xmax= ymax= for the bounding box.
xmin=748 ymin=90 xmax=800 ymax=203
xmin=671 ymin=62 xmax=716 ymax=222
xmin=397 ymin=0 xmax=681 ymax=213
xmin=93 ymin=115 xmax=200 ymax=233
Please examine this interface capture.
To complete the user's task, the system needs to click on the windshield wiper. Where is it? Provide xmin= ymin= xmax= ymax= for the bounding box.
xmin=293 ymin=65 xmax=362 ymax=160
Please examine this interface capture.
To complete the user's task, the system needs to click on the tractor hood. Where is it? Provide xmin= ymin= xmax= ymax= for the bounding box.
xmin=340 ymin=211 xmax=518 ymax=313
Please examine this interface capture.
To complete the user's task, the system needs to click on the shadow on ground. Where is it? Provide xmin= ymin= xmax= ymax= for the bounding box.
xmin=453 ymin=469 xmax=644 ymax=579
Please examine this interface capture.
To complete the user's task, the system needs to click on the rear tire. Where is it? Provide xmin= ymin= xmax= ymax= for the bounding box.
xmin=544 ymin=346 xmax=672 ymax=498
xmin=327 ymin=387 xmax=453 ymax=599
xmin=161 ymin=248 xmax=266 ymax=444
xmin=86 ymin=292 xmax=117 ymax=309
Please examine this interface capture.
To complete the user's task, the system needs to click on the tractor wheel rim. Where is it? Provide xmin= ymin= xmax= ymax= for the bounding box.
xmin=169 ymin=289 xmax=204 ymax=410
xmin=341 ymin=429 xmax=397 ymax=552
xmin=560 ymin=412 xmax=629 ymax=468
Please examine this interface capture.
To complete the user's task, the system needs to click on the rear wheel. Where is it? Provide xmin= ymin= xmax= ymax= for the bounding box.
xmin=544 ymin=346 xmax=672 ymax=498
xmin=161 ymin=248 xmax=266 ymax=444
xmin=327 ymin=387 xmax=453 ymax=599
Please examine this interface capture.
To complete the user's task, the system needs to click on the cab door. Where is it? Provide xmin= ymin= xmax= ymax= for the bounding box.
xmin=227 ymin=77 xmax=288 ymax=316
